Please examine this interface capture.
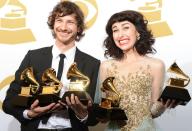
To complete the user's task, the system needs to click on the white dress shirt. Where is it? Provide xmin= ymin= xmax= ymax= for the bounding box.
xmin=38 ymin=45 xmax=76 ymax=129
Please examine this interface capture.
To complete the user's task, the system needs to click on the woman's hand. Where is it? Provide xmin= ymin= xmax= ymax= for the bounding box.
xmin=160 ymin=98 xmax=181 ymax=109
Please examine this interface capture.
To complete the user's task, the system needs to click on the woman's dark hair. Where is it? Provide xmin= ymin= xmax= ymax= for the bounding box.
xmin=104 ymin=10 xmax=156 ymax=59
xmin=47 ymin=1 xmax=85 ymax=41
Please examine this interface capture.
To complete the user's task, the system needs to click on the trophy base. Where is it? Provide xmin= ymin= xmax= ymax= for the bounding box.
xmin=12 ymin=95 xmax=34 ymax=107
xmin=62 ymin=91 xmax=88 ymax=105
xmin=37 ymin=94 xmax=61 ymax=106
xmin=12 ymin=94 xmax=61 ymax=107
xmin=93 ymin=104 xmax=128 ymax=120
xmin=158 ymin=86 xmax=191 ymax=105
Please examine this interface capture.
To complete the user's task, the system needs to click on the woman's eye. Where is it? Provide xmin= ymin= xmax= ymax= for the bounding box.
xmin=112 ymin=29 xmax=118 ymax=33
xmin=124 ymin=26 xmax=129 ymax=29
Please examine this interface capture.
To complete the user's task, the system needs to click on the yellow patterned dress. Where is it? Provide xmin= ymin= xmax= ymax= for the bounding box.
xmin=101 ymin=61 xmax=157 ymax=131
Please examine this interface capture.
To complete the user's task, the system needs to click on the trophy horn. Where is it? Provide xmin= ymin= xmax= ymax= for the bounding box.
xmin=102 ymin=77 xmax=121 ymax=99
xmin=42 ymin=68 xmax=62 ymax=93
xmin=67 ymin=62 xmax=90 ymax=89
xmin=20 ymin=67 xmax=40 ymax=94
xmin=167 ymin=62 xmax=190 ymax=87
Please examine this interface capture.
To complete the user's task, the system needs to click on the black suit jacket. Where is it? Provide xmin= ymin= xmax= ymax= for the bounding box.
xmin=3 ymin=46 xmax=100 ymax=131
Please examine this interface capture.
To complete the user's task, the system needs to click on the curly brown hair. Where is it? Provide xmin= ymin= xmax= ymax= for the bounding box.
xmin=47 ymin=1 xmax=85 ymax=41
xmin=104 ymin=10 xmax=156 ymax=59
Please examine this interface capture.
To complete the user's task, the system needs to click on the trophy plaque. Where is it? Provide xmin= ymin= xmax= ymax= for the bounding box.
xmin=94 ymin=77 xmax=127 ymax=120
xmin=12 ymin=67 xmax=40 ymax=107
xmin=62 ymin=63 xmax=90 ymax=105
xmin=37 ymin=68 xmax=62 ymax=106
xmin=158 ymin=62 xmax=191 ymax=105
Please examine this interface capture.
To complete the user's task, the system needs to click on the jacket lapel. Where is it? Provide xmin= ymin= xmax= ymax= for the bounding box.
xmin=34 ymin=46 xmax=53 ymax=81
xmin=74 ymin=48 xmax=85 ymax=70
xmin=41 ymin=46 xmax=53 ymax=69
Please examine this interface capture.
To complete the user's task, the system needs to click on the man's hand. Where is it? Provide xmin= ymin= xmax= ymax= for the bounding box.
xmin=65 ymin=94 xmax=92 ymax=119
xmin=27 ymin=99 xmax=63 ymax=118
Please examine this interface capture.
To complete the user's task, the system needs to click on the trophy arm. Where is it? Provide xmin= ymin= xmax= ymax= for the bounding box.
xmin=53 ymin=84 xmax=62 ymax=93
xmin=30 ymin=85 xmax=40 ymax=94
xmin=184 ymin=78 xmax=190 ymax=87
xmin=84 ymin=76 xmax=90 ymax=89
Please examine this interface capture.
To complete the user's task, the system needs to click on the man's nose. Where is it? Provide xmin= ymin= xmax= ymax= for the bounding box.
xmin=60 ymin=22 xmax=68 ymax=30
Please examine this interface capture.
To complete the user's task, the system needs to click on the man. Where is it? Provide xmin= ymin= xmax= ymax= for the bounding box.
xmin=3 ymin=1 xmax=100 ymax=131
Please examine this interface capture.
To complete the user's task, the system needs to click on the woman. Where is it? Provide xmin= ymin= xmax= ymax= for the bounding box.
xmin=99 ymin=10 xmax=177 ymax=131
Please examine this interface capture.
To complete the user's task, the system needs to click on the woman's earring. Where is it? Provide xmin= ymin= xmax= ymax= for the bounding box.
xmin=136 ymin=35 xmax=140 ymax=40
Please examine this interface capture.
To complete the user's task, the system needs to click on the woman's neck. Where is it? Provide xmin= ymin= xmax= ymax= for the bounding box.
xmin=121 ymin=50 xmax=144 ymax=63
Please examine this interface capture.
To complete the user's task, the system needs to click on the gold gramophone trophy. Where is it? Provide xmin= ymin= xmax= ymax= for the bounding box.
xmin=62 ymin=62 xmax=90 ymax=105
xmin=12 ymin=67 xmax=40 ymax=107
xmin=159 ymin=62 xmax=191 ymax=105
xmin=94 ymin=77 xmax=127 ymax=120
xmin=0 ymin=0 xmax=35 ymax=44
xmin=37 ymin=68 xmax=63 ymax=106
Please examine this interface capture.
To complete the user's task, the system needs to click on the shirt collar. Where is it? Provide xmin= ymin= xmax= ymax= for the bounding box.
xmin=52 ymin=44 xmax=76 ymax=61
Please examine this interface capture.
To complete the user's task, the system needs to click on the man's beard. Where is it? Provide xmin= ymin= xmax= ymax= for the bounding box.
xmin=54 ymin=29 xmax=78 ymax=45
xmin=61 ymin=32 xmax=77 ymax=45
